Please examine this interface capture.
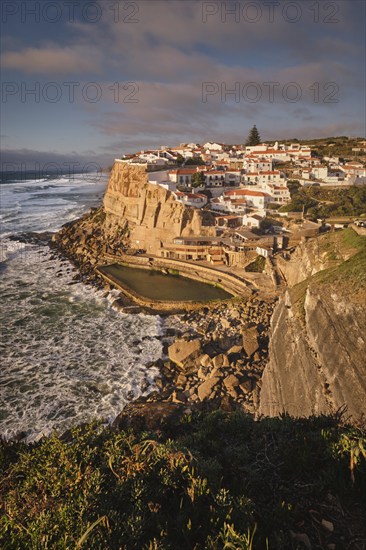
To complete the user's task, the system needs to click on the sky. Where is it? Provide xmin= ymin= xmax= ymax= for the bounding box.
xmin=1 ymin=0 xmax=365 ymax=170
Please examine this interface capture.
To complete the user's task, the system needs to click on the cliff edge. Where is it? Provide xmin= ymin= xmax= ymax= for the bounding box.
xmin=103 ymin=161 xmax=215 ymax=254
xmin=260 ymin=228 xmax=366 ymax=420
xmin=54 ymin=161 xmax=215 ymax=266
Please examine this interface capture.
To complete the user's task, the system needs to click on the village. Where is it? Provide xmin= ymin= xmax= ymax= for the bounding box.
xmin=117 ymin=134 xmax=366 ymax=274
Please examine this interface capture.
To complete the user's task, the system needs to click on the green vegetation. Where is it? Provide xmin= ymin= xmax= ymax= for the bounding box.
xmin=291 ymin=229 xmax=366 ymax=318
xmin=246 ymin=125 xmax=261 ymax=146
xmin=277 ymin=136 xmax=366 ymax=159
xmin=191 ymin=171 xmax=206 ymax=188
xmin=315 ymin=229 xmax=366 ymax=294
xmin=185 ymin=157 xmax=206 ymax=166
xmin=279 ymin=185 xmax=366 ymax=217
xmin=245 ymin=255 xmax=266 ymax=273
xmin=1 ymin=411 xmax=365 ymax=549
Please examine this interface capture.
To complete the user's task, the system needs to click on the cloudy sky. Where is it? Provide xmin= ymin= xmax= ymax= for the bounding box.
xmin=1 ymin=0 xmax=365 ymax=169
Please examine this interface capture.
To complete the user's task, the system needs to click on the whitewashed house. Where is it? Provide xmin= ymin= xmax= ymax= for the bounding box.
xmin=173 ymin=191 xmax=207 ymax=208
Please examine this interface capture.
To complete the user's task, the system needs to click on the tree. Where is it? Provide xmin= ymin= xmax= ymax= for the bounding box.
xmin=246 ymin=125 xmax=261 ymax=146
xmin=185 ymin=156 xmax=205 ymax=165
xmin=191 ymin=171 xmax=206 ymax=188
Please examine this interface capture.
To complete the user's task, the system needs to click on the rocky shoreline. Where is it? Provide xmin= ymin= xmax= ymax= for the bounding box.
xmin=47 ymin=220 xmax=277 ymax=418
xmin=140 ymin=296 xmax=276 ymax=416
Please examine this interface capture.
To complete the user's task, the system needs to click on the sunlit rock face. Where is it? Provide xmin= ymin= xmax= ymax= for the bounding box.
xmin=103 ymin=162 xmax=215 ymax=255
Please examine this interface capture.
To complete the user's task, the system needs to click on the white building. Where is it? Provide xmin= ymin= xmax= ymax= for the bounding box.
xmin=210 ymin=195 xmax=247 ymax=214
xmin=224 ymin=189 xmax=271 ymax=210
xmin=203 ymin=142 xmax=224 ymax=151
xmin=173 ymin=191 xmax=207 ymax=208
xmin=243 ymin=170 xmax=283 ymax=187
xmin=312 ymin=166 xmax=328 ymax=180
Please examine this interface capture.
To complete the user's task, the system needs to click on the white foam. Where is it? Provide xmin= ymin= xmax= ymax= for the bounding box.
xmin=0 ymin=244 xmax=163 ymax=442
xmin=0 ymin=172 xmax=166 ymax=442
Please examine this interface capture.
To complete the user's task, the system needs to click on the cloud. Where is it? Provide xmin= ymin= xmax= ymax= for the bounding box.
xmin=1 ymin=46 xmax=102 ymax=75
xmin=1 ymin=148 xmax=110 ymax=169
xmin=1 ymin=0 xmax=364 ymax=155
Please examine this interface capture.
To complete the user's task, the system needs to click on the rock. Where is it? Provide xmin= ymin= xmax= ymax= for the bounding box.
xmin=171 ymin=390 xmax=187 ymax=403
xmin=227 ymin=387 xmax=238 ymax=399
xmin=198 ymin=365 xmax=210 ymax=380
xmin=242 ymin=326 xmax=259 ymax=357
xmin=239 ymin=380 xmax=253 ymax=394
xmin=176 ymin=374 xmax=187 ymax=387
xmin=230 ymin=309 xmax=241 ymax=319
xmin=212 ymin=354 xmax=229 ymax=369
xmin=211 ymin=367 xmax=224 ymax=378
xmin=321 ymin=519 xmax=334 ymax=532
xmin=228 ymin=345 xmax=243 ymax=355
xmin=223 ymin=374 xmax=240 ymax=389
xmin=221 ymin=318 xmax=231 ymax=329
xmin=197 ymin=377 xmax=220 ymax=401
xmin=198 ymin=354 xmax=211 ymax=367
xmin=168 ymin=338 xmax=201 ymax=369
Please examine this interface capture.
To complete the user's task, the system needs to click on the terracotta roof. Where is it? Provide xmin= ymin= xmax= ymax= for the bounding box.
xmin=225 ymin=189 xmax=269 ymax=197
xmin=215 ymin=215 xmax=242 ymax=219
xmin=186 ymin=193 xmax=206 ymax=199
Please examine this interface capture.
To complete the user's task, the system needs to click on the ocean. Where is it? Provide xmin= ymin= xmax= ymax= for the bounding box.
xmin=0 ymin=171 xmax=163 ymax=442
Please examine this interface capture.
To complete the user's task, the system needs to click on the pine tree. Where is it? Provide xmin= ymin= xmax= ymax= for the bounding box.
xmin=246 ymin=125 xmax=261 ymax=146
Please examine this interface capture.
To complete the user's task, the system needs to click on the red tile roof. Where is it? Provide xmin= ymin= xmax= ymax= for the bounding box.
xmin=225 ymin=189 xmax=269 ymax=197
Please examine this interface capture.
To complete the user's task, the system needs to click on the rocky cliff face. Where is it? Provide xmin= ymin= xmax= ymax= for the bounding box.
xmin=103 ymin=162 xmax=215 ymax=254
xmin=53 ymin=161 xmax=216 ymax=268
xmin=260 ymin=230 xmax=366 ymax=420
xmin=276 ymin=234 xmax=355 ymax=287
xmin=259 ymin=287 xmax=366 ymax=418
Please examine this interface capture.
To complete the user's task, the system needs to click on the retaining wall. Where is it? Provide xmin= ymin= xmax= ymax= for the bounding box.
xmin=101 ymin=253 xmax=255 ymax=297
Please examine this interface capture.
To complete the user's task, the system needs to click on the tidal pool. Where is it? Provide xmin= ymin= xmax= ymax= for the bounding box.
xmin=99 ymin=264 xmax=232 ymax=302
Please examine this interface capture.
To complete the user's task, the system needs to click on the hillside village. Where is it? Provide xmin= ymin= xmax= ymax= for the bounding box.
xmin=117 ymin=137 xmax=366 ymax=272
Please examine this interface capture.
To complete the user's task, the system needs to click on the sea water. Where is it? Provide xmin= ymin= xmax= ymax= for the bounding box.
xmin=0 ymin=172 xmax=163 ymax=442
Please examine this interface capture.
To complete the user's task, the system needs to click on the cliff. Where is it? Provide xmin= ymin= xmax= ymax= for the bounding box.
xmin=260 ymin=229 xmax=366 ymax=420
xmin=276 ymin=228 xmax=361 ymax=286
xmin=103 ymin=162 xmax=215 ymax=254
xmin=53 ymin=161 xmax=215 ymax=266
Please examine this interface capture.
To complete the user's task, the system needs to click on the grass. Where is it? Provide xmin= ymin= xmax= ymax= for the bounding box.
xmin=290 ymin=228 xmax=366 ymax=317
xmin=279 ymin=186 xmax=366 ymax=217
xmin=245 ymin=256 xmax=266 ymax=273
xmin=1 ymin=411 xmax=365 ymax=549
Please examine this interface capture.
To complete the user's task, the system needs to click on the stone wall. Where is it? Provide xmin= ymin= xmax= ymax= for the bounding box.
xmin=102 ymin=253 xmax=255 ymax=297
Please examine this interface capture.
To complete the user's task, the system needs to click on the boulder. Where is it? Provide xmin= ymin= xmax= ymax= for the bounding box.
xmin=223 ymin=374 xmax=240 ymax=389
xmin=168 ymin=338 xmax=201 ymax=369
xmin=176 ymin=374 xmax=187 ymax=387
xmin=242 ymin=326 xmax=259 ymax=357
xmin=198 ymin=365 xmax=210 ymax=380
xmin=211 ymin=367 xmax=224 ymax=378
xmin=197 ymin=377 xmax=220 ymax=401
xmin=239 ymin=379 xmax=254 ymax=394
xmin=221 ymin=318 xmax=231 ymax=329
xmin=198 ymin=353 xmax=211 ymax=367
xmin=228 ymin=345 xmax=243 ymax=355
xmin=212 ymin=354 xmax=229 ymax=369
